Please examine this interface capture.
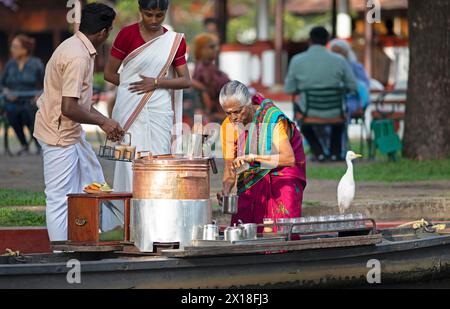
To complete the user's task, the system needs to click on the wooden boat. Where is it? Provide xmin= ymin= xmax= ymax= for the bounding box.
xmin=2 ymin=220 xmax=450 ymax=289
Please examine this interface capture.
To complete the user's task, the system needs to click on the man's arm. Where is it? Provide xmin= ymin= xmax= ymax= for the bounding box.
xmin=61 ymin=57 xmax=124 ymax=141
xmin=61 ymin=97 xmax=124 ymax=141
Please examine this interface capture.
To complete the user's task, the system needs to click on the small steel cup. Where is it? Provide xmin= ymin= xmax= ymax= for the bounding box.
xmin=344 ymin=214 xmax=355 ymax=229
xmin=297 ymin=217 xmax=307 ymax=233
xmin=203 ymin=223 xmax=218 ymax=240
xmin=276 ymin=218 xmax=290 ymax=234
xmin=326 ymin=215 xmax=337 ymax=231
xmin=191 ymin=225 xmax=203 ymax=240
xmin=291 ymin=217 xmax=301 ymax=233
xmin=307 ymin=216 xmax=319 ymax=233
xmin=224 ymin=224 xmax=243 ymax=242
xmin=354 ymin=213 xmax=365 ymax=228
xmin=337 ymin=214 xmax=346 ymax=230
xmin=241 ymin=223 xmax=257 ymax=240
xmin=317 ymin=216 xmax=326 ymax=232
xmin=221 ymin=195 xmax=238 ymax=214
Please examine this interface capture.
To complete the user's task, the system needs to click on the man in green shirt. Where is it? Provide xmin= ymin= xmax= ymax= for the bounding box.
xmin=284 ymin=26 xmax=357 ymax=161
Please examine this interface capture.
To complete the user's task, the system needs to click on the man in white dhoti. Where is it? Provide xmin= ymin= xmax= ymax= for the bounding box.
xmin=104 ymin=0 xmax=191 ymax=192
xmin=34 ymin=3 xmax=124 ymax=241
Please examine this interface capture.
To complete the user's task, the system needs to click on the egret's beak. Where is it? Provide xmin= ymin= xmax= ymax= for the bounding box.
xmin=355 ymin=154 xmax=363 ymax=158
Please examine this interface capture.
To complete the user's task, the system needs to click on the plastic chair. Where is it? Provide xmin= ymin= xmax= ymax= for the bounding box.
xmin=370 ymin=119 xmax=402 ymax=161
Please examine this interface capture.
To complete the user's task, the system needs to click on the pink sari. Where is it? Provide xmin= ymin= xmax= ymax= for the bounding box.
xmin=231 ymin=96 xmax=307 ymax=232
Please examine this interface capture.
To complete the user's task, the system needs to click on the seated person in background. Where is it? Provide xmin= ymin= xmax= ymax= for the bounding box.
xmin=284 ymin=26 xmax=357 ymax=162
xmin=330 ymin=39 xmax=370 ymax=158
xmin=203 ymin=17 xmax=220 ymax=39
xmin=0 ymin=34 xmax=45 ymax=155
xmin=330 ymin=39 xmax=370 ymax=115
xmin=191 ymin=33 xmax=230 ymax=123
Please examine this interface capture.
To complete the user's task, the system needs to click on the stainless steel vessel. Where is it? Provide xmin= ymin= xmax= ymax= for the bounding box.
xmin=224 ymin=224 xmax=243 ymax=242
xmin=221 ymin=195 xmax=238 ymax=214
xmin=202 ymin=221 xmax=219 ymax=240
xmin=131 ymin=155 xmax=212 ymax=251
xmin=240 ymin=223 xmax=257 ymax=240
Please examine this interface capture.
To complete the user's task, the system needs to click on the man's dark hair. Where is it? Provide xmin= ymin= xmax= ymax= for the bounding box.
xmin=204 ymin=17 xmax=217 ymax=27
xmin=309 ymin=26 xmax=330 ymax=45
xmin=138 ymin=0 xmax=169 ymax=11
xmin=79 ymin=3 xmax=116 ymax=35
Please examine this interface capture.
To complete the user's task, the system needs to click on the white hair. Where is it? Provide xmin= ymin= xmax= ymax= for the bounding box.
xmin=329 ymin=39 xmax=358 ymax=63
xmin=219 ymin=80 xmax=252 ymax=107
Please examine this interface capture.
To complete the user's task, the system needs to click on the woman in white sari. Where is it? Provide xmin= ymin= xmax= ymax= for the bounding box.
xmin=105 ymin=0 xmax=191 ymax=192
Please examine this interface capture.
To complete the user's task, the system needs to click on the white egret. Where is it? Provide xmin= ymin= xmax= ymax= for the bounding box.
xmin=337 ymin=151 xmax=362 ymax=214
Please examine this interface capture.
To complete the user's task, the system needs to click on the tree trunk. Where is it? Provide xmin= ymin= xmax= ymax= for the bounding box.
xmin=403 ymin=0 xmax=450 ymax=160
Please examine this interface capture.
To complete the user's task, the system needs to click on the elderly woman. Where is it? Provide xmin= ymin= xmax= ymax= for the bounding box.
xmin=329 ymin=39 xmax=370 ymax=115
xmin=218 ymin=81 xmax=307 ymax=229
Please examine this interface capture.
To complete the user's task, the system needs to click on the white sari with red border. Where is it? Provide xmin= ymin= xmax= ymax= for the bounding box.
xmin=112 ymin=30 xmax=184 ymax=192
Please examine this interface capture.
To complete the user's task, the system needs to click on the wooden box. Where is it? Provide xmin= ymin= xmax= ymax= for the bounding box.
xmin=67 ymin=193 xmax=132 ymax=245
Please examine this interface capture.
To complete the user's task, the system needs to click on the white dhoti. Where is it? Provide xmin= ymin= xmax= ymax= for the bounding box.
xmin=112 ymin=31 xmax=184 ymax=192
xmin=39 ymin=131 xmax=104 ymax=241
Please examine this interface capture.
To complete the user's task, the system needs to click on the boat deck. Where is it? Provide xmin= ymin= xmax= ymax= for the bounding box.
xmin=2 ymin=225 xmax=450 ymax=288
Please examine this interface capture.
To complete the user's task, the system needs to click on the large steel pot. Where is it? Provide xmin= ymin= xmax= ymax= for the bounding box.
xmin=131 ymin=155 xmax=212 ymax=251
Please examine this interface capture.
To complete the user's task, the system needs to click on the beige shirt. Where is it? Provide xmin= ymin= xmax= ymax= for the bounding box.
xmin=34 ymin=31 xmax=97 ymax=147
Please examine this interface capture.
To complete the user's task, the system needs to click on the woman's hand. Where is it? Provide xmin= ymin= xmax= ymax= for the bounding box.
xmin=217 ymin=179 xmax=236 ymax=206
xmin=3 ymin=89 xmax=17 ymax=102
xmin=128 ymin=74 xmax=158 ymax=95
xmin=6 ymin=94 xmax=17 ymax=102
xmin=232 ymin=154 xmax=256 ymax=172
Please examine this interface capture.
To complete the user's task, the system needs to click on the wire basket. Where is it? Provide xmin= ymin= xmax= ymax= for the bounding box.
xmin=98 ymin=133 xmax=135 ymax=162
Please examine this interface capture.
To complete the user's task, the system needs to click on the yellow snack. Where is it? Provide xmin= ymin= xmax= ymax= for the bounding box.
xmin=100 ymin=183 xmax=113 ymax=192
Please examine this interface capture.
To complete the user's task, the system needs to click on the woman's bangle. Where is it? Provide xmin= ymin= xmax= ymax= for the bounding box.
xmin=154 ymin=78 xmax=158 ymax=88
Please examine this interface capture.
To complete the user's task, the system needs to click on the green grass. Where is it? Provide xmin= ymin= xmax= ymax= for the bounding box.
xmin=0 ymin=208 xmax=45 ymax=227
xmin=0 ymin=189 xmax=45 ymax=207
xmin=308 ymin=158 xmax=450 ymax=182
xmin=303 ymin=200 xmax=321 ymax=207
